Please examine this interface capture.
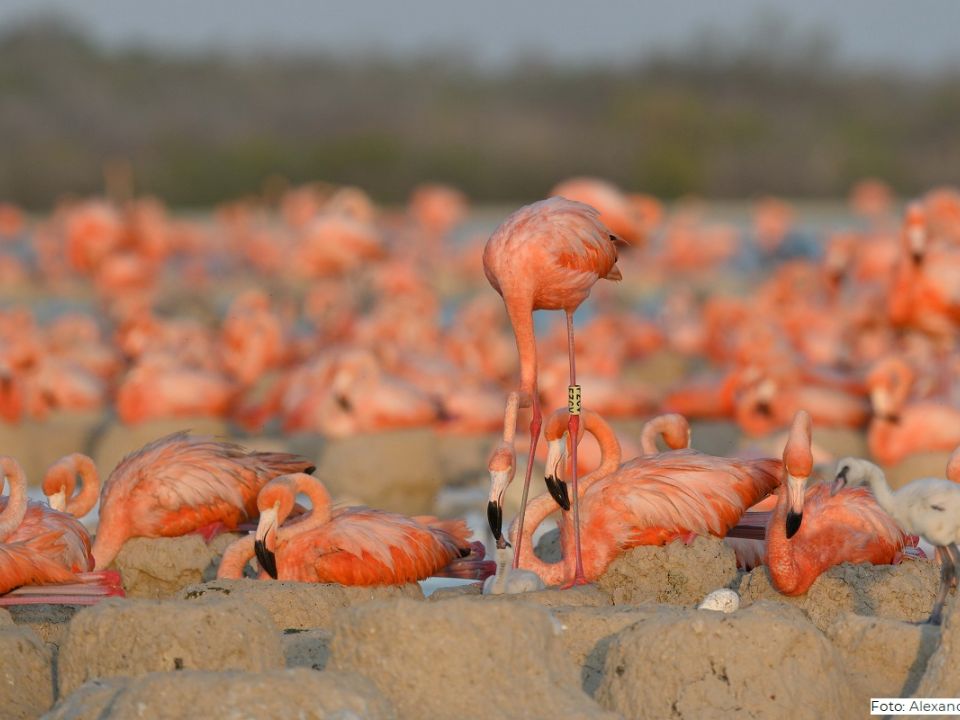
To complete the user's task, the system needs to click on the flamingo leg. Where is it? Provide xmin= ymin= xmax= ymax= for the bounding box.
xmin=562 ymin=309 xmax=588 ymax=587
xmin=928 ymin=545 xmax=955 ymax=625
xmin=511 ymin=393 xmax=541 ymax=570
xmin=946 ymin=543 xmax=960 ymax=590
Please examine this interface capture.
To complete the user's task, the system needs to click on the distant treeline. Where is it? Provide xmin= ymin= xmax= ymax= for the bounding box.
xmin=3 ymin=19 xmax=960 ymax=208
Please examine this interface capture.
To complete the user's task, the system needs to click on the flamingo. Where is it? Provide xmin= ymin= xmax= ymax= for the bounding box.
xmin=1 ymin=455 xmax=94 ymax=595
xmin=482 ymin=545 xmax=544 ymax=595
xmin=510 ymin=409 xmax=781 ymax=585
xmin=483 ymin=196 xmax=625 ymax=583
xmin=833 ymin=455 xmax=960 ymax=624
xmin=91 ymin=432 xmax=315 ymax=569
xmin=765 ymin=411 xmax=910 ymax=597
xmin=639 ymin=413 xmax=692 ymax=455
xmin=250 ymin=473 xmax=475 ymax=585
xmin=866 ymin=356 xmax=960 ymax=466
xmin=42 ymin=453 xmax=100 ymax=519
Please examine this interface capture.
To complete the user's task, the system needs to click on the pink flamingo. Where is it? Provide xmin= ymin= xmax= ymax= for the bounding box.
xmin=1 ymin=455 xmax=94 ymax=595
xmin=867 ymin=356 xmax=960 ymax=466
xmin=765 ymin=411 xmax=910 ymax=596
xmin=42 ymin=453 xmax=100 ymax=519
xmin=91 ymin=433 xmax=315 ymax=569
xmin=512 ymin=409 xmax=781 ymax=585
xmin=248 ymin=473 xmax=476 ymax=584
xmin=483 ymin=196 xmax=624 ymax=583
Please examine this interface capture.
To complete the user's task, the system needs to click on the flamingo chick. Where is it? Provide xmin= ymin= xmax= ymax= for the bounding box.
xmin=833 ymin=455 xmax=960 ymax=624
xmin=253 ymin=473 xmax=474 ymax=585
xmin=92 ymin=432 xmax=315 ymax=569
xmin=482 ymin=546 xmax=545 ymax=595
xmin=766 ymin=411 xmax=910 ymax=597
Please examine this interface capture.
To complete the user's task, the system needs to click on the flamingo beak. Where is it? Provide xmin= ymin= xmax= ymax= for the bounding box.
xmin=487 ymin=469 xmax=510 ymax=547
xmin=908 ymin=226 xmax=925 ymax=264
xmin=785 ymin=473 xmax=805 ymax=539
xmin=830 ymin=464 xmax=849 ymax=496
xmin=49 ymin=487 xmax=67 ymax=512
xmin=254 ymin=506 xmax=279 ymax=579
xmin=870 ymin=386 xmax=889 ymax=417
xmin=543 ymin=438 xmax=570 ymax=511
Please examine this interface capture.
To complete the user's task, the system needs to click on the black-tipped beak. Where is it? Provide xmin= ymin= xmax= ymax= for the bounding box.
xmin=544 ymin=475 xmax=571 ymax=511
xmin=911 ymin=251 xmax=923 ymax=266
xmin=487 ymin=500 xmax=503 ymax=542
xmin=255 ymin=539 xmax=278 ymax=579
xmin=785 ymin=511 xmax=803 ymax=539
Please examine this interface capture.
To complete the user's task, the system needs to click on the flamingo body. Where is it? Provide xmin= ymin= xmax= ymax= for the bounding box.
xmin=765 ymin=485 xmax=907 ymax=596
xmin=249 ymin=473 xmax=473 ymax=585
xmin=92 ymin=433 xmax=314 ymax=569
xmin=273 ymin=509 xmax=470 ymax=585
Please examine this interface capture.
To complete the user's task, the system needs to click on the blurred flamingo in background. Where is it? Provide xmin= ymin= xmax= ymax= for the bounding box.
xmin=867 ymin=355 xmax=960 ymax=465
xmin=91 ymin=433 xmax=315 ymax=569
xmin=550 ymin=177 xmax=644 ymax=245
xmin=483 ymin=196 xmax=625 ymax=582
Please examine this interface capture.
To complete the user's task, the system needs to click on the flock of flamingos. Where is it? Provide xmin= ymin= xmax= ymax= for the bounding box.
xmin=0 ymin=177 xmax=959 ymax=626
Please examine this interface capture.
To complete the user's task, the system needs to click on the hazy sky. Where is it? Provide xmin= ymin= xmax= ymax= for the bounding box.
xmin=2 ymin=0 xmax=959 ymax=71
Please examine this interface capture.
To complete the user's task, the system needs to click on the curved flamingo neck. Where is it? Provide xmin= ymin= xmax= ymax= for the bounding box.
xmin=66 ymin=454 xmax=100 ymax=518
xmin=765 ymin=485 xmax=801 ymax=593
xmin=276 ymin=473 xmax=334 ymax=542
xmin=218 ymin=535 xmax=256 ymax=579
xmin=581 ymin=411 xmax=622 ymax=487
xmin=640 ymin=414 xmax=690 ymax=455
xmin=510 ymin=493 xmax=569 ymax=586
xmin=0 ymin=456 xmax=28 ymax=540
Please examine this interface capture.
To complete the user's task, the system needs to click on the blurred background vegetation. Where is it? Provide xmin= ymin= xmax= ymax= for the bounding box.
xmin=3 ymin=17 xmax=960 ymax=208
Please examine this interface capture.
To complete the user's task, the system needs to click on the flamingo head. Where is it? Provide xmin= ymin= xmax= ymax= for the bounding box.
xmin=904 ymin=203 xmax=926 ymax=265
xmin=542 ymin=434 xmax=570 ymax=511
xmin=661 ymin=413 xmax=692 ymax=451
xmin=541 ymin=408 xmax=589 ymax=512
xmin=255 ymin=480 xmax=297 ymax=579
xmin=42 ymin=458 xmax=76 ymax=512
xmin=783 ymin=411 xmax=813 ymax=538
xmin=486 ymin=443 xmax=516 ymax=547
xmin=830 ymin=456 xmax=878 ymax=495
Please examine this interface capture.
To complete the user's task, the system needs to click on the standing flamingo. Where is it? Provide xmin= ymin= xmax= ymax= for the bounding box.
xmin=765 ymin=411 xmax=910 ymax=597
xmin=1 ymin=455 xmax=94 ymax=595
xmin=833 ymin=455 xmax=960 ymax=624
xmin=483 ymin=196 xmax=624 ymax=583
xmin=92 ymin=433 xmax=315 ymax=569
xmin=250 ymin=473 xmax=474 ymax=585
xmin=511 ymin=409 xmax=781 ymax=584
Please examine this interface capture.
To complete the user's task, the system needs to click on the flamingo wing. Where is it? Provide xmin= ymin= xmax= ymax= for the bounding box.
xmin=542 ymin=199 xmax=621 ymax=280
xmin=0 ymin=534 xmax=81 ymax=594
xmin=105 ymin=432 xmax=312 ymax=515
xmin=282 ymin=508 xmax=463 ymax=585
xmin=612 ymin=451 xmax=780 ymax=536
xmin=2 ymin=501 xmax=93 ymax=572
